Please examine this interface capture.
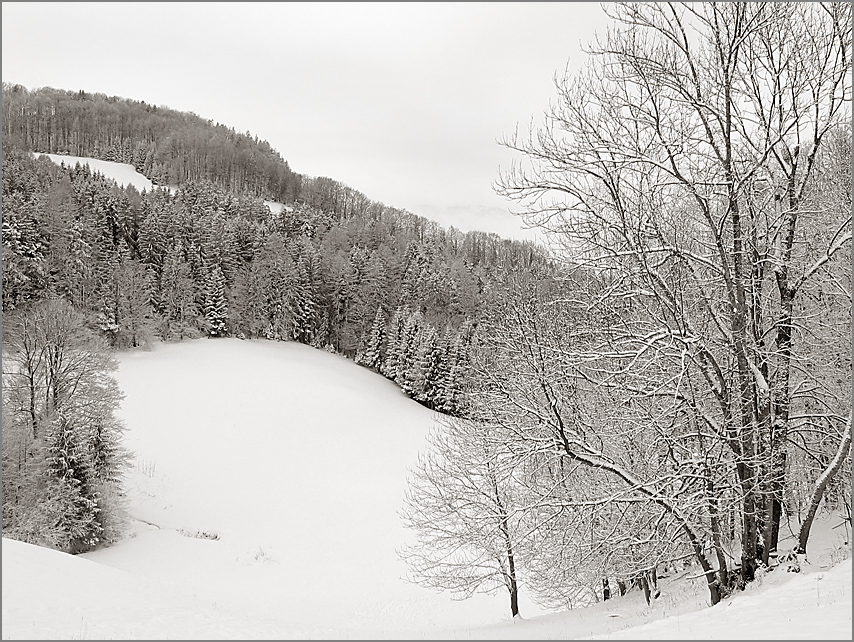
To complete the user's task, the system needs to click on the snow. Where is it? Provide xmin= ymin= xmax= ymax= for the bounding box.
xmin=586 ymin=560 xmax=852 ymax=640
xmin=2 ymin=338 xmax=851 ymax=639
xmin=264 ymin=200 xmax=286 ymax=216
xmin=35 ymin=153 xmax=283 ymax=207
xmin=33 ymin=153 xmax=175 ymax=193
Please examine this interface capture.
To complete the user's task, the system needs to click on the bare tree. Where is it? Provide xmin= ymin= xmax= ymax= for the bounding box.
xmin=797 ymin=413 xmax=852 ymax=555
xmin=496 ymin=1 xmax=851 ymax=585
xmin=399 ymin=416 xmax=528 ymax=618
xmin=470 ymin=271 xmax=728 ymax=604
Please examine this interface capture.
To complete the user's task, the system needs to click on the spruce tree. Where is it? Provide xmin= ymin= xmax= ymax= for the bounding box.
xmin=437 ymin=326 xmax=472 ymax=416
xmin=159 ymin=242 xmax=197 ymax=340
xmin=381 ymin=306 xmax=408 ymax=380
xmin=395 ymin=309 xmax=423 ymax=388
xmin=405 ymin=325 xmax=438 ymax=403
xmin=2 ymin=298 xmax=129 ymax=552
xmin=422 ymin=331 xmax=449 ymax=410
xmin=203 ymin=264 xmax=228 ymax=336
xmin=357 ymin=306 xmax=386 ymax=370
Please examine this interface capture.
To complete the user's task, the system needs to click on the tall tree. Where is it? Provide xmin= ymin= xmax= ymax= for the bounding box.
xmin=158 ymin=242 xmax=198 ymax=340
xmin=357 ymin=306 xmax=387 ymax=371
xmin=203 ymin=264 xmax=229 ymax=337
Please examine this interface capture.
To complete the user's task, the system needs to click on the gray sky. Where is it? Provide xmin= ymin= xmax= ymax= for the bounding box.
xmin=2 ymin=2 xmax=612 ymax=241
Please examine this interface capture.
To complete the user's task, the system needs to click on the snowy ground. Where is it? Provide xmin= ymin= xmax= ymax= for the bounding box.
xmin=35 ymin=152 xmax=293 ymax=218
xmin=33 ymin=153 xmax=175 ymax=194
xmin=3 ymin=338 xmax=851 ymax=639
xmin=263 ymin=200 xmax=286 ymax=216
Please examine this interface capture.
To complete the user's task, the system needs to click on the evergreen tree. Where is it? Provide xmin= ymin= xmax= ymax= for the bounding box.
xmin=357 ymin=306 xmax=386 ymax=370
xmin=1 ymin=192 xmax=48 ymax=312
xmin=404 ymin=325 xmax=438 ymax=403
xmin=203 ymin=264 xmax=228 ymax=336
xmin=98 ymin=242 xmax=157 ymax=348
xmin=381 ymin=305 xmax=408 ymax=381
xmin=422 ymin=330 xmax=450 ymax=410
xmin=437 ymin=326 xmax=473 ymax=416
xmin=292 ymin=238 xmax=321 ymax=344
xmin=158 ymin=242 xmax=197 ymax=340
xmin=2 ymin=298 xmax=129 ymax=552
xmin=396 ymin=310 xmax=424 ymax=388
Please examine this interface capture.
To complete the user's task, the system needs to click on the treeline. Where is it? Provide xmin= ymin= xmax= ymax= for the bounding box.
xmin=2 ymin=146 xmax=550 ymax=413
xmin=1 ymin=84 xmax=447 ymax=221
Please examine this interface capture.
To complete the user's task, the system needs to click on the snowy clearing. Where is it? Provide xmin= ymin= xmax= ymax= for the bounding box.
xmin=264 ymin=200 xmax=287 ymax=215
xmin=2 ymin=338 xmax=851 ymax=639
xmin=33 ymin=153 xmax=174 ymax=193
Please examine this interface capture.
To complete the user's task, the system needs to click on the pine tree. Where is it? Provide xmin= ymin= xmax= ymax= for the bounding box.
xmin=437 ymin=325 xmax=473 ymax=416
xmin=46 ymin=412 xmax=102 ymax=553
xmin=357 ymin=306 xmax=386 ymax=370
xmin=422 ymin=330 xmax=449 ymax=409
xmin=203 ymin=264 xmax=228 ymax=336
xmin=159 ymin=242 xmax=197 ymax=340
xmin=396 ymin=310 xmax=424 ymax=388
xmin=99 ymin=242 xmax=157 ymax=348
xmin=292 ymin=239 xmax=321 ymax=344
xmin=381 ymin=305 xmax=408 ymax=380
xmin=404 ymin=325 xmax=438 ymax=403
xmin=2 ymin=298 xmax=129 ymax=552
xmin=400 ymin=240 xmax=428 ymax=307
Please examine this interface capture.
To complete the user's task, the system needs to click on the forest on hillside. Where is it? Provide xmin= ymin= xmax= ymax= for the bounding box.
xmin=1 ymin=83 xmax=301 ymax=201
xmin=1 ymin=95 xmax=551 ymax=555
xmin=2 ymin=1 xmax=852 ymax=619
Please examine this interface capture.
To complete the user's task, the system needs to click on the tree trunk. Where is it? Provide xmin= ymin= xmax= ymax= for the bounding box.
xmin=502 ymin=513 xmax=520 ymax=618
xmin=640 ymin=575 xmax=651 ymax=605
xmin=797 ymin=416 xmax=852 ymax=555
xmin=490 ymin=463 xmax=521 ymax=619
xmin=509 ymin=575 xmax=519 ymax=618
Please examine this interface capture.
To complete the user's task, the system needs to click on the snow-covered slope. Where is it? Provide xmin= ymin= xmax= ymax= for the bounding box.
xmin=2 ymin=339 xmax=543 ymax=639
xmin=2 ymin=338 xmax=851 ymax=639
xmin=36 ymin=152 xmax=284 ymax=215
xmin=264 ymin=200 xmax=287 ymax=215
xmin=34 ymin=153 xmax=173 ymax=193
xmin=587 ymin=558 xmax=851 ymax=640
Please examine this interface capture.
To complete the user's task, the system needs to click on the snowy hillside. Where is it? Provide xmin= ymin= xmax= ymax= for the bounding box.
xmin=33 ymin=153 xmax=166 ymax=193
xmin=2 ymin=339 xmax=851 ymax=639
xmin=35 ymin=151 xmax=293 ymax=218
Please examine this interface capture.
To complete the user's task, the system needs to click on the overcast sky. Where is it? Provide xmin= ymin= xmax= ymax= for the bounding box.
xmin=2 ymin=2 xmax=612 ymax=241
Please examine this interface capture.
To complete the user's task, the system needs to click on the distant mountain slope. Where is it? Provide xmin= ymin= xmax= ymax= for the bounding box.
xmin=3 ymin=83 xmax=300 ymax=202
xmin=3 ymin=83 xmax=536 ymax=242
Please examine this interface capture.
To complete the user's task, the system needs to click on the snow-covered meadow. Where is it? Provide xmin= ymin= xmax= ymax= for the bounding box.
xmin=34 ymin=152 xmax=288 ymax=217
xmin=33 ymin=153 xmax=164 ymax=193
xmin=2 ymin=338 xmax=851 ymax=639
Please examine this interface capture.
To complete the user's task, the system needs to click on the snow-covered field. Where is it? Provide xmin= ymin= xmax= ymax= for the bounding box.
xmin=2 ymin=340 xmax=851 ymax=639
xmin=35 ymin=152 xmax=290 ymax=218
xmin=33 ymin=153 xmax=169 ymax=193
